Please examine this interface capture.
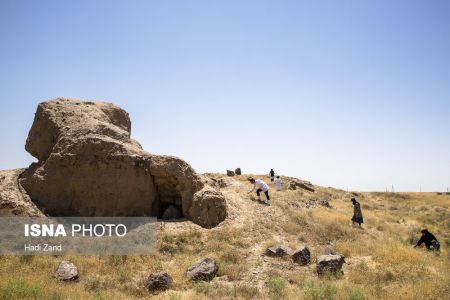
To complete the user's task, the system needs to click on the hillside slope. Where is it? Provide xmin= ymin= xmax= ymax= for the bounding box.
xmin=0 ymin=174 xmax=449 ymax=299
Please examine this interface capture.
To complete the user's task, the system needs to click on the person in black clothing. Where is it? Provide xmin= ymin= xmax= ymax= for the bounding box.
xmin=351 ymin=197 xmax=363 ymax=227
xmin=414 ymin=229 xmax=440 ymax=251
xmin=269 ymin=169 xmax=275 ymax=182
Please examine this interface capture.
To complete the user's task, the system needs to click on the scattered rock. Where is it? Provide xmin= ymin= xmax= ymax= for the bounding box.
xmin=186 ymin=257 xmax=218 ymax=281
xmin=217 ymin=178 xmax=230 ymax=188
xmin=288 ymin=198 xmax=331 ymax=209
xmin=288 ymin=181 xmax=297 ymax=190
xmin=227 ymin=170 xmax=235 ymax=177
xmin=235 ymin=168 xmax=242 ymax=175
xmin=266 ymin=245 xmax=293 ymax=257
xmin=217 ymin=178 xmax=228 ymax=188
xmin=316 ymin=255 xmax=345 ymax=276
xmin=287 ymin=179 xmax=315 ymax=192
xmin=146 ymin=272 xmax=172 ymax=292
xmin=298 ymin=181 xmax=315 ymax=192
xmin=292 ymin=246 xmax=311 ymax=265
xmin=161 ymin=205 xmax=182 ymax=220
xmin=304 ymin=198 xmax=330 ymax=208
xmin=317 ymin=199 xmax=331 ymax=207
xmin=54 ymin=261 xmax=79 ymax=281
xmin=323 ymin=246 xmax=344 ymax=258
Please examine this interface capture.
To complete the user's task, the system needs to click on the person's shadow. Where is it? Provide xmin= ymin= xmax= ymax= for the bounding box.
xmin=250 ymin=196 xmax=270 ymax=206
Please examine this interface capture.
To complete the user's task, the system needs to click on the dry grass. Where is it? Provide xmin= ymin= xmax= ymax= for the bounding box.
xmin=1 ymin=174 xmax=449 ymax=299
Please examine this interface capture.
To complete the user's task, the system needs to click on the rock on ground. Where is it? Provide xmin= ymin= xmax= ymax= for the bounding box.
xmin=186 ymin=257 xmax=218 ymax=281
xmin=146 ymin=272 xmax=172 ymax=292
xmin=324 ymin=246 xmax=345 ymax=258
xmin=316 ymin=254 xmax=345 ymax=276
xmin=288 ymin=198 xmax=331 ymax=209
xmin=287 ymin=178 xmax=315 ymax=192
xmin=235 ymin=168 xmax=241 ymax=175
xmin=288 ymin=181 xmax=297 ymax=190
xmin=298 ymin=181 xmax=315 ymax=192
xmin=189 ymin=187 xmax=227 ymax=228
xmin=292 ymin=246 xmax=311 ymax=265
xmin=214 ymin=176 xmax=243 ymax=189
xmin=13 ymin=98 xmax=226 ymax=227
xmin=227 ymin=170 xmax=235 ymax=177
xmin=266 ymin=245 xmax=293 ymax=257
xmin=54 ymin=260 xmax=79 ymax=281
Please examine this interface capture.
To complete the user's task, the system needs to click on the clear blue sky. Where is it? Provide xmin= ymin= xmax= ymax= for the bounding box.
xmin=1 ymin=0 xmax=449 ymax=192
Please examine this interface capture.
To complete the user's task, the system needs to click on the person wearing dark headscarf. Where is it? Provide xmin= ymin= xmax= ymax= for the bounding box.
xmin=351 ymin=197 xmax=363 ymax=227
xmin=269 ymin=169 xmax=275 ymax=182
xmin=414 ymin=229 xmax=440 ymax=251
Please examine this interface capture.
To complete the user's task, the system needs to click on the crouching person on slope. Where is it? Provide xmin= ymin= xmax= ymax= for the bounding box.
xmin=247 ymin=177 xmax=271 ymax=205
xmin=415 ymin=229 xmax=440 ymax=251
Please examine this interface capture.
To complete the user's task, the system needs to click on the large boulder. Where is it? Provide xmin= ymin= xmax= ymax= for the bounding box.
xmin=16 ymin=98 xmax=226 ymax=227
xmin=234 ymin=168 xmax=241 ymax=175
xmin=146 ymin=272 xmax=172 ymax=292
xmin=316 ymin=255 xmax=345 ymax=276
xmin=186 ymin=257 xmax=218 ymax=281
xmin=54 ymin=260 xmax=79 ymax=281
xmin=189 ymin=187 xmax=227 ymax=228
xmin=292 ymin=246 xmax=311 ymax=265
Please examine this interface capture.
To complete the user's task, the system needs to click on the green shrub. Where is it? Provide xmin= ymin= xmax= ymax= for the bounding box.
xmin=293 ymin=213 xmax=309 ymax=227
xmin=267 ymin=277 xmax=286 ymax=300
xmin=0 ymin=279 xmax=43 ymax=300
xmin=301 ymin=280 xmax=336 ymax=300
xmin=19 ymin=255 xmax=34 ymax=264
xmin=232 ymin=284 xmax=260 ymax=298
xmin=194 ymin=281 xmax=210 ymax=295
xmin=343 ymin=287 xmax=366 ymax=300
xmin=117 ymin=268 xmax=129 ymax=283
xmin=168 ymin=291 xmax=182 ymax=300
xmin=108 ymin=255 xmax=127 ymax=266
xmin=84 ymin=274 xmax=107 ymax=291
xmin=48 ymin=292 xmax=66 ymax=300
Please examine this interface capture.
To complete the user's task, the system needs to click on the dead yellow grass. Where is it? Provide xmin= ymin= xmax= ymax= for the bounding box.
xmin=1 ymin=175 xmax=449 ymax=299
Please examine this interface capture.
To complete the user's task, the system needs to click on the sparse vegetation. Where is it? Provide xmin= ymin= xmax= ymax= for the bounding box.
xmin=0 ymin=279 xmax=43 ymax=300
xmin=267 ymin=276 xmax=286 ymax=299
xmin=0 ymin=175 xmax=449 ymax=299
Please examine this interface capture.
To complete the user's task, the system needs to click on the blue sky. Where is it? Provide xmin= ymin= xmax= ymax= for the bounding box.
xmin=0 ymin=0 xmax=449 ymax=192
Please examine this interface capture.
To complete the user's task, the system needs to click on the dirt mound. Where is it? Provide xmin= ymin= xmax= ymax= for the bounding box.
xmin=13 ymin=98 xmax=226 ymax=227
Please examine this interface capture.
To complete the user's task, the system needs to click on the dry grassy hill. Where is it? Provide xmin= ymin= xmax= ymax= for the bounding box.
xmin=0 ymin=174 xmax=449 ymax=300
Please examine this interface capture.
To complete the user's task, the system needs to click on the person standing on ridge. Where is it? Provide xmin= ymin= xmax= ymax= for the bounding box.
xmin=351 ymin=197 xmax=363 ymax=227
xmin=274 ymin=176 xmax=282 ymax=191
xmin=247 ymin=177 xmax=270 ymax=205
xmin=414 ymin=229 xmax=440 ymax=251
xmin=269 ymin=169 xmax=275 ymax=182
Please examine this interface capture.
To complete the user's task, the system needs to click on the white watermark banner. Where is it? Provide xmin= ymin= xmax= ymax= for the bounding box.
xmin=0 ymin=217 xmax=156 ymax=255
